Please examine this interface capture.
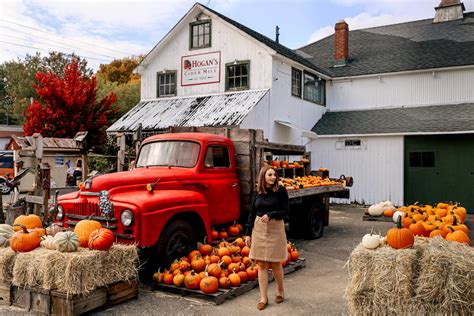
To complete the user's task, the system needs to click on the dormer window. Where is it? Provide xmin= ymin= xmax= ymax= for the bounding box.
xmin=190 ymin=20 xmax=211 ymax=49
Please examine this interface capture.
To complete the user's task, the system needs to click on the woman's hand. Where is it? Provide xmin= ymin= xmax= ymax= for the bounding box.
xmin=260 ymin=214 xmax=270 ymax=223
xmin=244 ymin=236 xmax=251 ymax=247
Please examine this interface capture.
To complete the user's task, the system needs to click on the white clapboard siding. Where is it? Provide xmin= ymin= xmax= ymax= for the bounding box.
xmin=139 ymin=9 xmax=273 ymax=100
xmin=328 ymin=67 xmax=474 ymax=111
xmin=309 ymin=136 xmax=404 ymax=206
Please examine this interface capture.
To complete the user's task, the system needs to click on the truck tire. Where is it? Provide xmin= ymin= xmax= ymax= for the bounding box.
xmin=155 ymin=220 xmax=196 ymax=269
xmin=0 ymin=178 xmax=11 ymax=195
xmin=303 ymin=202 xmax=324 ymax=240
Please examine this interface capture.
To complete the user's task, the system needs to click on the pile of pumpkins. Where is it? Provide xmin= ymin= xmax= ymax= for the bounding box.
xmin=362 ymin=202 xmax=470 ymax=250
xmin=280 ymin=176 xmax=340 ymax=191
xmin=153 ymin=230 xmax=300 ymax=294
xmin=0 ymin=214 xmax=115 ymax=253
xmin=270 ymin=159 xmax=307 ymax=169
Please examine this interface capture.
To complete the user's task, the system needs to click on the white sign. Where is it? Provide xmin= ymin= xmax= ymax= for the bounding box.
xmin=181 ymin=51 xmax=221 ymax=86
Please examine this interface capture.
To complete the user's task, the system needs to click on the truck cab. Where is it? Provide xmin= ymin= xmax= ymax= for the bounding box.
xmin=57 ymin=133 xmax=240 ymax=268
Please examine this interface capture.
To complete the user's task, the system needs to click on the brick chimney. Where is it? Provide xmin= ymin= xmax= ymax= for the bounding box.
xmin=434 ymin=0 xmax=465 ymax=23
xmin=334 ymin=20 xmax=348 ymax=66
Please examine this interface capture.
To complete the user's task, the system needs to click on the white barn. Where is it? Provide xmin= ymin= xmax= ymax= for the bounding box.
xmin=108 ymin=1 xmax=474 ymax=212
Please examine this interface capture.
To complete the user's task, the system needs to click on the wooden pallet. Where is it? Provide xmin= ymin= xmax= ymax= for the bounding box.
xmin=10 ymin=279 xmax=138 ymax=315
xmin=363 ymin=215 xmax=394 ymax=222
xmin=152 ymin=258 xmax=305 ymax=305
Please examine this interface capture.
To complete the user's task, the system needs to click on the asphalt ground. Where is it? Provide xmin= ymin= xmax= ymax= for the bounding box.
xmin=1 ymin=205 xmax=472 ymax=316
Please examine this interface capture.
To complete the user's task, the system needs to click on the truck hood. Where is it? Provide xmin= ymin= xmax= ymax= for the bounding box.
xmin=84 ymin=167 xmax=197 ymax=192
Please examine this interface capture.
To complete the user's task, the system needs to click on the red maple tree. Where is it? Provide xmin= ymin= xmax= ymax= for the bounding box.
xmin=23 ymin=60 xmax=117 ymax=144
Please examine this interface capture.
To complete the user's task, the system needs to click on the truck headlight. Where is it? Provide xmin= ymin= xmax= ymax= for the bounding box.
xmin=56 ymin=205 xmax=64 ymax=220
xmin=120 ymin=209 xmax=134 ymax=227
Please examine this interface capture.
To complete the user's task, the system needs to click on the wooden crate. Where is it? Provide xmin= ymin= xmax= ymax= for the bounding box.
xmin=0 ymin=281 xmax=11 ymax=306
xmin=152 ymin=258 xmax=305 ymax=305
xmin=11 ymin=280 xmax=138 ymax=315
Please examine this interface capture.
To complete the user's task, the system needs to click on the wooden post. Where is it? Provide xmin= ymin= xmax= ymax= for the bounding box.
xmin=117 ymin=134 xmax=126 ymax=172
xmin=33 ymin=134 xmax=43 ymax=216
xmin=0 ymin=190 xmax=4 ymax=224
xmin=134 ymin=123 xmax=142 ymax=158
xmin=40 ymin=163 xmax=50 ymax=224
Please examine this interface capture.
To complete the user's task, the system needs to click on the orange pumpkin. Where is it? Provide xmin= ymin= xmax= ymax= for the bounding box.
xmin=163 ymin=271 xmax=174 ymax=285
xmin=386 ymin=216 xmax=415 ymax=249
xmin=184 ymin=270 xmax=201 ymax=289
xmin=241 ymin=246 xmax=250 ymax=257
xmin=13 ymin=214 xmax=42 ymax=231
xmin=409 ymin=220 xmax=429 ymax=237
xmin=10 ymin=224 xmax=41 ymax=252
xmin=246 ymin=262 xmax=258 ymax=281
xmin=191 ymin=255 xmax=206 ymax=273
xmin=445 ymin=228 xmax=471 ymax=245
xmin=199 ymin=237 xmax=213 ymax=256
xmin=88 ymin=228 xmax=114 ymax=251
xmin=211 ymin=229 xmax=219 ymax=240
xmin=218 ymin=276 xmax=231 ymax=289
xmin=383 ymin=209 xmax=395 ymax=217
xmin=173 ymin=273 xmax=185 ymax=287
xmin=429 ymin=228 xmax=446 ymax=238
xmin=227 ymin=224 xmax=240 ymax=237
xmin=200 ymin=274 xmax=218 ymax=294
xmin=237 ymin=271 xmax=248 ymax=283
xmin=228 ymin=271 xmax=241 ymax=287
xmin=207 ymin=262 xmax=222 ymax=278
xmin=188 ymin=250 xmax=201 ymax=262
xmin=217 ymin=247 xmax=230 ymax=258
xmin=219 ymin=230 xmax=228 ymax=240
xmin=74 ymin=219 xmax=102 ymax=247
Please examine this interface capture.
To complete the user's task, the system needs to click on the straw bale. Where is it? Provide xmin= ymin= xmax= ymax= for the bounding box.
xmin=0 ymin=247 xmax=17 ymax=282
xmin=12 ymin=244 xmax=138 ymax=295
xmin=413 ymin=236 xmax=474 ymax=314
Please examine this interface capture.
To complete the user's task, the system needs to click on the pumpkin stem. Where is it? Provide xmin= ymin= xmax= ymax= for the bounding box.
xmin=396 ymin=215 xmax=403 ymax=229
xmin=13 ymin=224 xmax=29 ymax=234
xmin=452 ymin=216 xmax=457 ymax=226
xmin=203 ymin=235 xmax=207 ymax=244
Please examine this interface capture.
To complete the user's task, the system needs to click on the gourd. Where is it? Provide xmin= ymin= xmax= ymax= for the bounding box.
xmin=46 ymin=223 xmax=62 ymax=237
xmin=362 ymin=232 xmax=381 ymax=249
xmin=0 ymin=224 xmax=15 ymax=239
xmin=53 ymin=231 xmax=80 ymax=252
xmin=368 ymin=203 xmax=384 ymax=216
xmin=40 ymin=235 xmax=56 ymax=250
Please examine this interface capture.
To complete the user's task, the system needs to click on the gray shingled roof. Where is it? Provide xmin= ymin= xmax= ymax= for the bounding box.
xmin=201 ymin=4 xmax=330 ymax=76
xmin=299 ymin=12 xmax=474 ymax=77
xmin=107 ymin=89 xmax=268 ymax=133
xmin=312 ymin=103 xmax=474 ymax=136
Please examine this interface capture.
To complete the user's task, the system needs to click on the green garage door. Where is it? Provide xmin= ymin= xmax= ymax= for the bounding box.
xmin=404 ymin=134 xmax=474 ymax=214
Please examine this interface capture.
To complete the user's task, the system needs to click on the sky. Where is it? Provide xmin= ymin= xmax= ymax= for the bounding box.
xmin=1 ymin=0 xmax=474 ymax=71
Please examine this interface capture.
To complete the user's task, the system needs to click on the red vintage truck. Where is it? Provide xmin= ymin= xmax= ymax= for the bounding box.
xmin=56 ymin=127 xmax=350 ymax=273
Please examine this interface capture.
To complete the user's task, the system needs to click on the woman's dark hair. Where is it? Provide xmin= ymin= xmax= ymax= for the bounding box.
xmin=257 ymin=165 xmax=280 ymax=194
xmin=76 ymin=160 xmax=82 ymax=168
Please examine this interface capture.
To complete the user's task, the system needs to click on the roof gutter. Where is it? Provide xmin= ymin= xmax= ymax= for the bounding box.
xmin=315 ymin=130 xmax=474 ymax=138
xmin=273 ymin=54 xmax=331 ymax=80
xmin=331 ymin=64 xmax=474 ymax=81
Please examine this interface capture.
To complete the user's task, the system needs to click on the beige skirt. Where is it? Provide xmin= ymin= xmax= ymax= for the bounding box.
xmin=249 ymin=216 xmax=288 ymax=262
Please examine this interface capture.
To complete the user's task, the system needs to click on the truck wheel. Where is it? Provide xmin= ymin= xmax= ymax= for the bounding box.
xmin=155 ymin=220 xmax=196 ymax=269
xmin=0 ymin=179 xmax=11 ymax=195
xmin=303 ymin=203 xmax=324 ymax=240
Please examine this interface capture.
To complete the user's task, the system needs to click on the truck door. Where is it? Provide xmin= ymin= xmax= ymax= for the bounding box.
xmin=201 ymin=144 xmax=240 ymax=225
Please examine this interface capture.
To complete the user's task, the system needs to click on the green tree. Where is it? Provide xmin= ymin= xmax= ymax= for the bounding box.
xmin=97 ymin=78 xmax=140 ymax=120
xmin=1 ymin=52 xmax=91 ymax=123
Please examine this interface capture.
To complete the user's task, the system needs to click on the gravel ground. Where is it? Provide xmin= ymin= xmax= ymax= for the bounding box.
xmin=0 ymin=205 xmax=472 ymax=316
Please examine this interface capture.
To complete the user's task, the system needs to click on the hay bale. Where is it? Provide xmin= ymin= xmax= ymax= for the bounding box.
xmin=0 ymin=247 xmax=17 ymax=282
xmin=12 ymin=245 xmax=138 ymax=295
xmin=413 ymin=236 xmax=474 ymax=314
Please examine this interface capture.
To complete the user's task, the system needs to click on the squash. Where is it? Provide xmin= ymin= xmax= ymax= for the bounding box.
xmin=381 ymin=200 xmax=394 ymax=209
xmin=0 ymin=224 xmax=15 ymax=239
xmin=0 ymin=236 xmax=10 ymax=248
xmin=362 ymin=232 xmax=381 ymax=249
xmin=386 ymin=216 xmax=414 ymax=249
xmin=368 ymin=203 xmax=384 ymax=216
xmin=40 ymin=235 xmax=56 ymax=250
xmin=392 ymin=211 xmax=405 ymax=223
xmin=46 ymin=223 xmax=62 ymax=237
xmin=53 ymin=231 xmax=80 ymax=252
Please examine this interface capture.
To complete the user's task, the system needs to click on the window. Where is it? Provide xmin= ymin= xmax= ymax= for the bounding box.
xmin=157 ymin=71 xmax=176 ymax=97
xmin=291 ymin=68 xmax=302 ymax=97
xmin=0 ymin=156 xmax=13 ymax=169
xmin=190 ymin=21 xmax=211 ymax=49
xmin=344 ymin=139 xmax=361 ymax=147
xmin=303 ymin=72 xmax=325 ymax=105
xmin=136 ymin=141 xmax=200 ymax=168
xmin=409 ymin=152 xmax=435 ymax=168
xmin=226 ymin=62 xmax=249 ymax=91
xmin=204 ymin=146 xmax=230 ymax=168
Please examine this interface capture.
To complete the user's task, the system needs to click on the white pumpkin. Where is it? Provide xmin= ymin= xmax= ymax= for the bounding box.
xmin=53 ymin=231 xmax=80 ymax=252
xmin=40 ymin=235 xmax=56 ymax=250
xmin=362 ymin=233 xmax=381 ymax=249
xmin=368 ymin=203 xmax=384 ymax=216
xmin=382 ymin=200 xmax=394 ymax=209
xmin=392 ymin=211 xmax=406 ymax=223
xmin=46 ymin=224 xmax=62 ymax=237
xmin=0 ymin=224 xmax=15 ymax=239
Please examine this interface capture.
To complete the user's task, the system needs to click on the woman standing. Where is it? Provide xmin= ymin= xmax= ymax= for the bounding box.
xmin=244 ymin=166 xmax=289 ymax=310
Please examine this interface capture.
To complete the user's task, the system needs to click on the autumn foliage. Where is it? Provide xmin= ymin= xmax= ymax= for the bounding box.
xmin=23 ymin=60 xmax=117 ymax=144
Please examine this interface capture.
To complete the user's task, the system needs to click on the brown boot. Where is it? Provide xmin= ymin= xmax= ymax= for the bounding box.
xmin=275 ymin=295 xmax=284 ymax=304
xmin=257 ymin=301 xmax=268 ymax=310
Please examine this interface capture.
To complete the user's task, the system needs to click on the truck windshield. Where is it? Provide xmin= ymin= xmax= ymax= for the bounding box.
xmin=136 ymin=141 xmax=200 ymax=168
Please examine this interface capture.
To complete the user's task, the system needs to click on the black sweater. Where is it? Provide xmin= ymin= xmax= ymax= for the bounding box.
xmin=245 ymin=186 xmax=289 ymax=235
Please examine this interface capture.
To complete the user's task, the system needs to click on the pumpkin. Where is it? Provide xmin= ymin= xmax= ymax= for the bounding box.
xmin=217 ymin=247 xmax=230 ymax=258
xmin=234 ymin=238 xmax=245 ymax=249
xmin=227 ymin=224 xmax=240 ymax=237
xmin=442 ymin=211 xmax=462 ymax=225
xmin=362 ymin=232 xmax=381 ymax=249
xmin=46 ymin=223 xmax=62 ymax=237
xmin=447 ymin=217 xmax=469 ymax=235
xmin=368 ymin=203 xmax=384 ymax=216
xmin=53 ymin=231 xmax=80 ymax=252
xmin=184 ymin=270 xmax=201 ymax=290
xmin=188 ymin=250 xmax=201 ymax=262
xmin=13 ymin=215 xmax=43 ymax=231
xmin=173 ymin=273 xmax=185 ymax=287
xmin=392 ymin=211 xmax=405 ymax=223
xmin=152 ymin=268 xmax=164 ymax=283
xmin=88 ymin=228 xmax=114 ymax=251
xmin=74 ymin=219 xmax=102 ymax=247
xmin=246 ymin=262 xmax=258 ymax=281
xmin=219 ymin=230 xmax=228 ymax=240
xmin=237 ymin=271 xmax=248 ymax=283
xmin=163 ymin=271 xmax=174 ymax=285
xmin=191 ymin=255 xmax=206 ymax=273
xmin=0 ymin=224 xmax=15 ymax=239
xmin=445 ymin=228 xmax=471 ymax=245
xmin=200 ymin=274 xmax=218 ymax=294
xmin=219 ymin=276 xmax=231 ymax=289
xmin=211 ymin=229 xmax=219 ymax=240
xmin=409 ymin=220 xmax=429 ymax=237
xmin=228 ymin=270 xmax=241 ymax=287
xmin=383 ymin=208 xmax=395 ymax=217
xmin=207 ymin=262 xmax=222 ymax=278
xmin=29 ymin=227 xmax=46 ymax=237
xmin=290 ymin=248 xmax=299 ymax=261
xmin=220 ymin=255 xmax=231 ymax=266
xmin=241 ymin=245 xmax=250 ymax=257
xmin=386 ymin=216 xmax=415 ymax=249
xmin=198 ymin=237 xmax=213 ymax=256
xmin=381 ymin=200 xmax=394 ymax=209
xmin=10 ymin=224 xmax=41 ymax=252
xmin=429 ymin=228 xmax=446 ymax=238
